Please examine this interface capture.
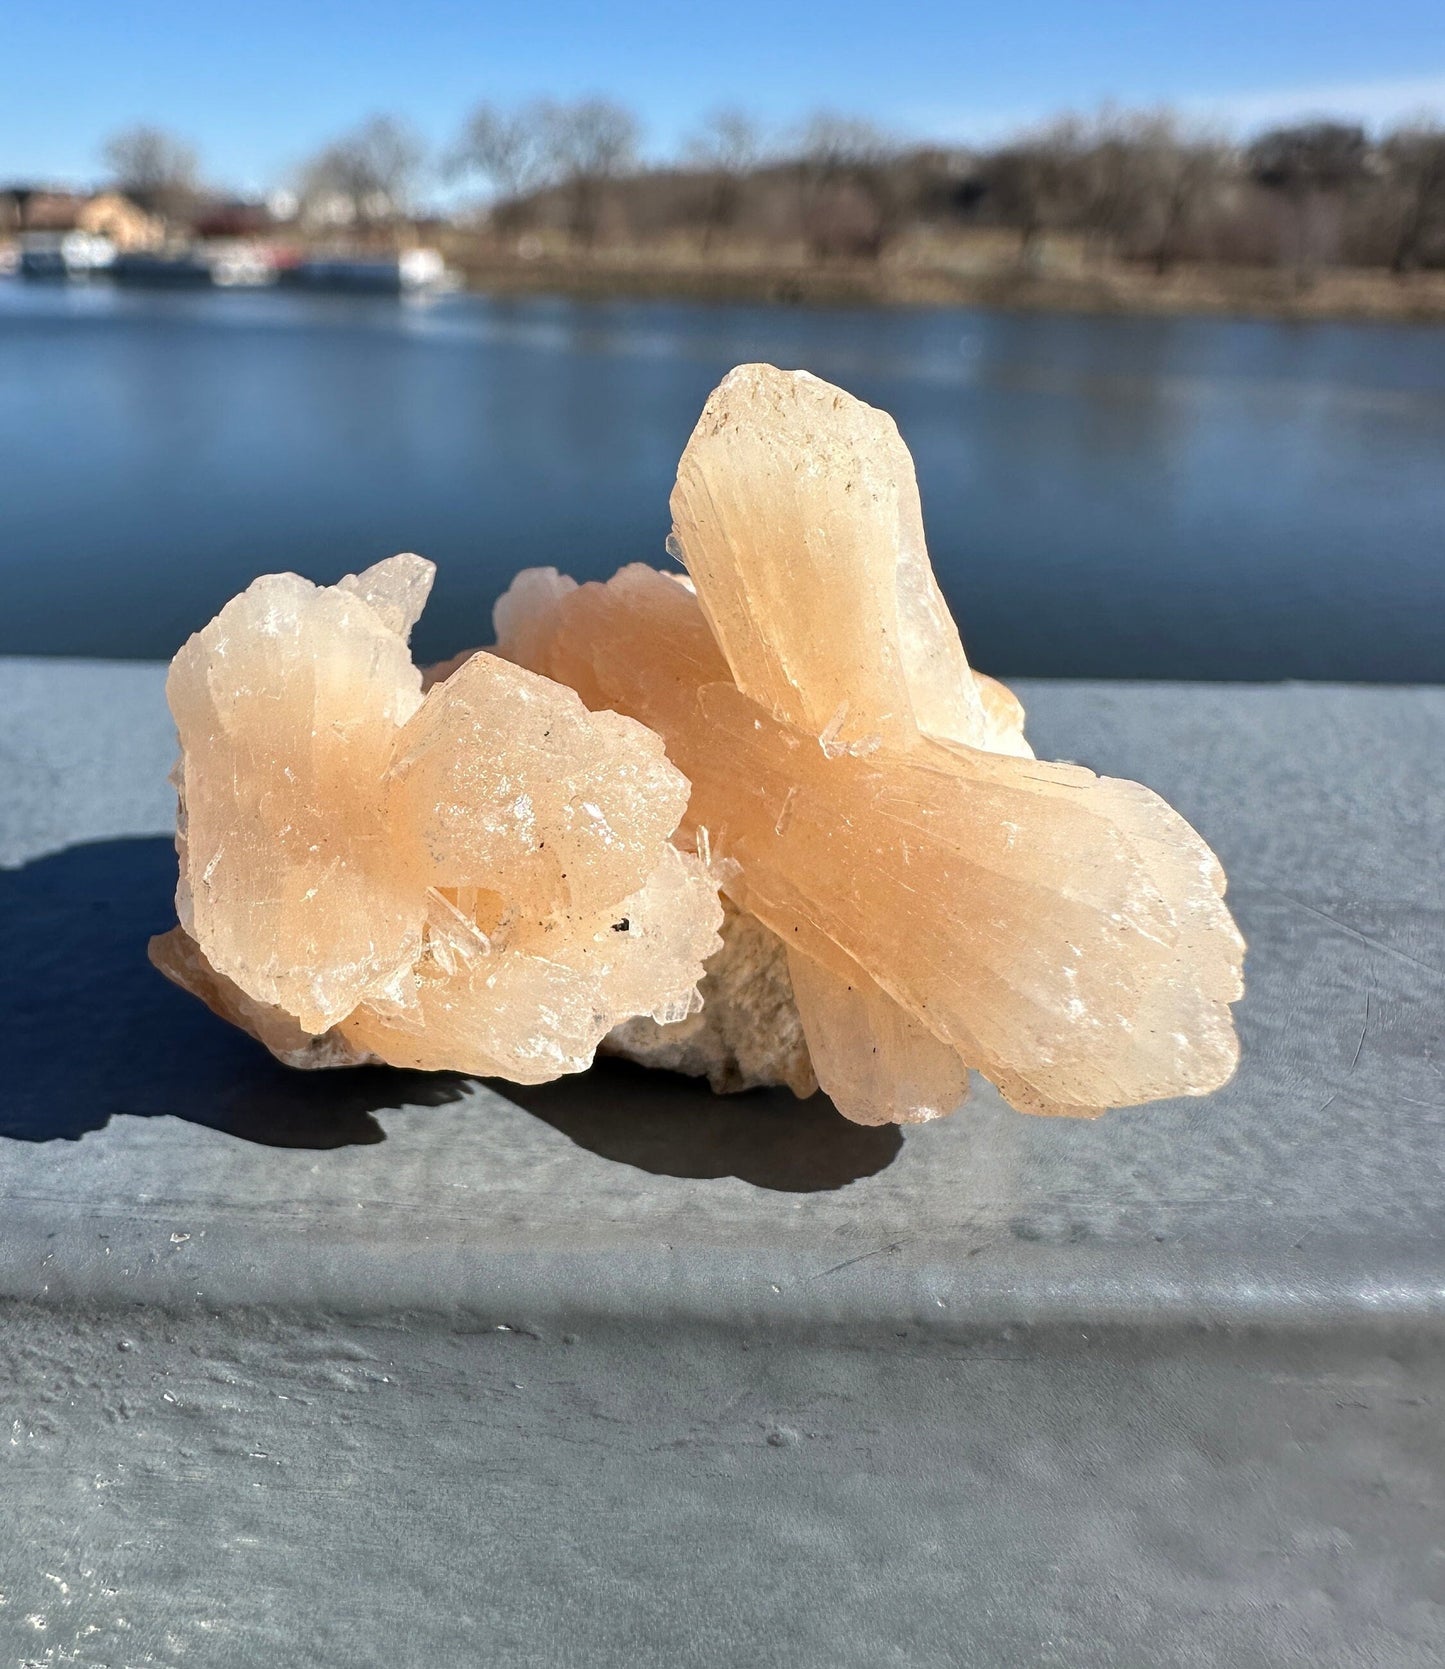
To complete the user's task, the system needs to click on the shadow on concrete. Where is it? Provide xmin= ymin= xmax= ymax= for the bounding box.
xmin=503 ymin=1058 xmax=902 ymax=1193
xmin=0 ymin=837 xmax=469 ymax=1147
xmin=0 ymin=836 xmax=902 ymax=1189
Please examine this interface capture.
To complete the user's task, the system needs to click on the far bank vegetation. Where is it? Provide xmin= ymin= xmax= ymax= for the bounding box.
xmin=444 ymin=101 xmax=1445 ymax=317
xmin=15 ymin=102 xmax=1445 ymax=318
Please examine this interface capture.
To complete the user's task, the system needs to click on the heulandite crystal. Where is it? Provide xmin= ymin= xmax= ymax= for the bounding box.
xmin=490 ymin=364 xmax=1245 ymax=1124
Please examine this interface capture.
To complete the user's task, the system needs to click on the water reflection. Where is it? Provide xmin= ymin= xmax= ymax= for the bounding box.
xmin=1 ymin=282 xmax=1442 ymax=679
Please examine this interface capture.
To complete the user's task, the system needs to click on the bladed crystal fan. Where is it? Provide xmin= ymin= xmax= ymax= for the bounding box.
xmin=150 ymin=554 xmax=722 ymax=1081
xmin=153 ymin=363 xmax=1244 ymax=1125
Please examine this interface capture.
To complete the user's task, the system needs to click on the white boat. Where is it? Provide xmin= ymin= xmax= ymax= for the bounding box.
xmin=281 ymin=247 xmax=450 ymax=294
xmin=17 ymin=232 xmax=115 ymax=279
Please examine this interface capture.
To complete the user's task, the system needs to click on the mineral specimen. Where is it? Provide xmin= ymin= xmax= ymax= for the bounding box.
xmin=150 ymin=555 xmax=722 ymax=1080
xmin=493 ymin=364 xmax=1245 ymax=1124
xmin=152 ymin=364 xmax=1244 ymax=1131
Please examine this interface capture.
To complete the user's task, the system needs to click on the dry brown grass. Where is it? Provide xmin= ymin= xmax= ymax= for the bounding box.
xmin=437 ymin=228 xmax=1445 ymax=323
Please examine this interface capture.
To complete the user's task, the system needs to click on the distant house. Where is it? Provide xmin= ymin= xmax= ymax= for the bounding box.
xmin=0 ymin=187 xmax=162 ymax=250
xmin=75 ymin=192 xmax=164 ymax=250
xmin=189 ymin=197 xmax=273 ymax=239
xmin=2 ymin=188 xmax=87 ymax=233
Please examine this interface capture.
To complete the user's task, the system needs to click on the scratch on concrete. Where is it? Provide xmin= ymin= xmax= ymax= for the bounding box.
xmin=1266 ymin=887 xmax=1445 ymax=983
xmin=1349 ymin=988 xmax=1371 ymax=1074
xmin=816 ymin=1240 xmax=907 ymax=1279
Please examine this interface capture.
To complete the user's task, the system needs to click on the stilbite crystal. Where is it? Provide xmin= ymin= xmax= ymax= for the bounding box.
xmin=494 ymin=363 xmax=1245 ymax=1124
xmin=150 ymin=555 xmax=722 ymax=1081
xmin=151 ymin=365 xmax=1244 ymax=1130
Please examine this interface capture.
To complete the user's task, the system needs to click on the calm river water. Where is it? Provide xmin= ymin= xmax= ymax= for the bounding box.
xmin=2 ymin=281 xmax=1442 ymax=679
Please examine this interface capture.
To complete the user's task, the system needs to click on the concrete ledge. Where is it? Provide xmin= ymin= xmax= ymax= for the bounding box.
xmin=2 ymin=660 xmax=1442 ymax=1666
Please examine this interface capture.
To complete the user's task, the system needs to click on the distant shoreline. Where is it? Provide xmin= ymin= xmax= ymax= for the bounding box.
xmin=451 ymin=251 xmax=1445 ymax=325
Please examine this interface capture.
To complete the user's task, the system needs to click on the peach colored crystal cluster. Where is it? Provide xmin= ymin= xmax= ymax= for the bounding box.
xmin=153 ymin=363 xmax=1244 ymax=1125
xmin=150 ymin=554 xmax=721 ymax=1080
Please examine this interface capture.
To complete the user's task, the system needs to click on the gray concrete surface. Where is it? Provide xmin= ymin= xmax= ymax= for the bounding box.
xmin=1 ymin=658 xmax=1442 ymax=1668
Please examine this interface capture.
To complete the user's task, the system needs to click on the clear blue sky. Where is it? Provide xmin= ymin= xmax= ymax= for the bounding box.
xmin=5 ymin=0 xmax=1444 ymax=191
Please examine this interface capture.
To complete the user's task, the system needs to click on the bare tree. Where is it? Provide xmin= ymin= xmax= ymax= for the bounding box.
xmin=798 ymin=113 xmax=892 ymax=176
xmin=981 ymin=133 xmax=1077 ymax=264
xmin=450 ymin=101 xmax=555 ymax=227
xmin=1248 ymin=121 xmax=1367 ymax=287
xmin=299 ymin=115 xmax=426 ymax=231
xmin=1057 ymin=111 xmax=1137 ymax=259
xmin=1380 ymin=123 xmax=1445 ymax=272
xmin=992 ymin=110 xmax=1232 ymax=273
xmin=685 ymin=108 xmax=764 ymax=250
xmin=794 ymin=112 xmax=904 ymax=259
xmin=101 ymin=125 xmax=200 ymax=221
xmin=689 ymin=108 xmax=763 ymax=173
xmin=1104 ymin=114 xmax=1231 ymax=273
xmin=536 ymin=97 xmax=641 ymax=246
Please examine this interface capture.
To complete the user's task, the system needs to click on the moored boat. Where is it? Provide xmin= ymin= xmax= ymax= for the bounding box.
xmin=17 ymin=232 xmax=115 ymax=279
xmin=278 ymin=248 xmax=448 ymax=294
xmin=110 ymin=251 xmax=214 ymax=287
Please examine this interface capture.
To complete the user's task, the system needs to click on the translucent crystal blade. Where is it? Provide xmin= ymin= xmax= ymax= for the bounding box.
xmin=160 ymin=560 xmax=720 ymax=1082
xmin=787 ymin=949 xmax=972 ymax=1126
xmin=166 ymin=572 xmax=426 ymax=1033
xmin=496 ymin=559 xmax=1244 ymax=1120
xmin=671 ymin=364 xmax=989 ymax=750
xmin=337 ymin=552 xmax=436 ymax=641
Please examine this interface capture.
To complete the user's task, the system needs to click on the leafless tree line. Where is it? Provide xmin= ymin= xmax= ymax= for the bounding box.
xmin=94 ymin=102 xmax=1445 ymax=278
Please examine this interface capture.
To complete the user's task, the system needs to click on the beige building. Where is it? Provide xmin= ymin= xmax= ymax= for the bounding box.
xmin=74 ymin=192 xmax=164 ymax=251
xmin=2 ymin=188 xmax=163 ymax=250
